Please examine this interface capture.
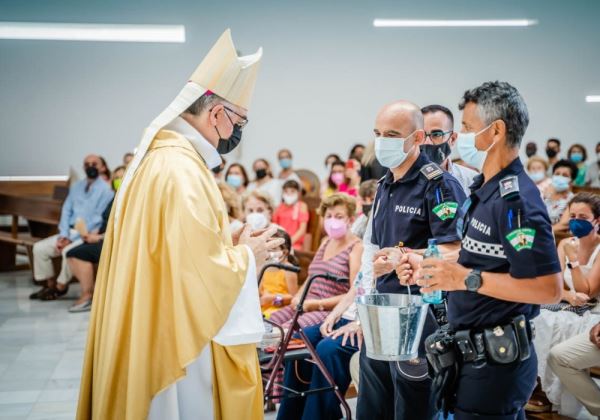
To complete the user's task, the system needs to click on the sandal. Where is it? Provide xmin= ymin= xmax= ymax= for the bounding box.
xmin=525 ymin=397 xmax=552 ymax=413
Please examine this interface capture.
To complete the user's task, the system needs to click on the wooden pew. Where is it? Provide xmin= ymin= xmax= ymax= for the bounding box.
xmin=0 ymin=176 xmax=68 ymax=271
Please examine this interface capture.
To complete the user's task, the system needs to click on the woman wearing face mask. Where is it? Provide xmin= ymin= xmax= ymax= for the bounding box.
xmin=277 ymin=148 xmax=302 ymax=183
xmin=321 ymin=160 xmax=346 ymax=199
xmin=527 ymin=193 xmax=600 ymax=416
xmin=269 ymin=193 xmax=362 ymax=329
xmin=567 ymin=143 xmax=589 ymax=187
xmin=259 ymin=229 xmax=299 ymax=317
xmin=242 ymin=190 xmax=278 ymax=232
xmin=543 ymin=160 xmax=579 ymax=233
xmin=273 ymin=180 xmax=309 ymax=250
xmin=247 ymin=158 xmax=283 ymax=205
xmin=526 ymin=156 xmax=551 ymax=192
xmin=224 ymin=163 xmax=249 ymax=194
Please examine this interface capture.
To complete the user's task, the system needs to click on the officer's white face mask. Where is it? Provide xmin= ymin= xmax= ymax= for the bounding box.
xmin=456 ymin=124 xmax=495 ymax=171
xmin=374 ymin=131 xmax=417 ymax=169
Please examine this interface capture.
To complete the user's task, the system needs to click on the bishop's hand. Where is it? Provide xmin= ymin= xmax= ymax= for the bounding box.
xmin=238 ymin=225 xmax=284 ymax=266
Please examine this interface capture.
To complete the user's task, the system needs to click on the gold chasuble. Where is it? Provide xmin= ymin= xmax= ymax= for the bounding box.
xmin=76 ymin=30 xmax=264 ymax=420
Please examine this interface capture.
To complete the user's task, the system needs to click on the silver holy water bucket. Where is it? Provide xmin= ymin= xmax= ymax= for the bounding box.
xmin=356 ymin=293 xmax=430 ymax=361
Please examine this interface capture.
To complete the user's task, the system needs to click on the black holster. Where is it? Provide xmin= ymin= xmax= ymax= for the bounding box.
xmin=424 ymin=325 xmax=458 ymax=417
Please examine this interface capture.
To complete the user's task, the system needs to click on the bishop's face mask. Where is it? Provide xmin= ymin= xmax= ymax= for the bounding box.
xmin=215 ymin=106 xmax=244 ymax=154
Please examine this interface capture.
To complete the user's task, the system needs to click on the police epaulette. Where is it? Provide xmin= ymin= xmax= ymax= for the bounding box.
xmin=420 ymin=163 xmax=443 ymax=181
xmin=499 ymin=175 xmax=520 ymax=200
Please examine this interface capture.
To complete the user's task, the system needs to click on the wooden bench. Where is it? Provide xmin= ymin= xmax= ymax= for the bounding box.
xmin=0 ymin=177 xmax=68 ymax=271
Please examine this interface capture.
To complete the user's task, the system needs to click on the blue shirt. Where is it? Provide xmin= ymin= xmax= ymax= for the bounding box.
xmin=58 ymin=178 xmax=114 ymax=239
xmin=371 ymin=154 xmax=467 ymax=294
xmin=449 ymin=158 xmax=561 ymax=330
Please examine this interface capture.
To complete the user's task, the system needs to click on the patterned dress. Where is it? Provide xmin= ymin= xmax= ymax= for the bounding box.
xmin=269 ymin=238 xmax=359 ymax=329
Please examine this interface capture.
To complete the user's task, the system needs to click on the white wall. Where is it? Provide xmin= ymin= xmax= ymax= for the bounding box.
xmin=1 ymin=0 xmax=599 ymax=179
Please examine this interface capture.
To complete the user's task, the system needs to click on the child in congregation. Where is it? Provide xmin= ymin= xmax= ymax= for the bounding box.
xmin=259 ymin=229 xmax=299 ymax=318
xmin=351 ymin=179 xmax=377 ymax=238
xmin=273 ymin=180 xmax=309 ymax=250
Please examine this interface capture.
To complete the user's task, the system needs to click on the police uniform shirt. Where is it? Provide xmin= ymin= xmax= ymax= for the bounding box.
xmin=372 ymin=153 xmax=467 ymax=294
xmin=449 ymin=158 xmax=561 ymax=330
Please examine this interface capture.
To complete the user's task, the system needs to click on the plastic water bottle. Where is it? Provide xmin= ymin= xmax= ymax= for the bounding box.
xmin=422 ymin=239 xmax=443 ymax=304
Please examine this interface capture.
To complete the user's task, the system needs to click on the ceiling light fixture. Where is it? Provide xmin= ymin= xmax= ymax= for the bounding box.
xmin=0 ymin=22 xmax=185 ymax=43
xmin=373 ymin=19 xmax=538 ymax=28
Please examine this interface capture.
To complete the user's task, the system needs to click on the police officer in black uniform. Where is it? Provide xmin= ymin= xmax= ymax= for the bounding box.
xmin=356 ymin=101 xmax=466 ymax=420
xmin=416 ymin=81 xmax=562 ymax=419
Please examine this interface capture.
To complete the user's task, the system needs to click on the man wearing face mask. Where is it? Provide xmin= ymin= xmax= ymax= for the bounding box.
xmin=421 ymin=104 xmax=478 ymax=195
xmin=356 ymin=101 xmax=466 ymax=420
xmin=77 ymin=30 xmax=284 ymax=420
xmin=30 ymin=154 xmax=113 ymax=301
xmin=545 ymin=138 xmax=561 ymax=175
xmin=417 ymin=81 xmax=562 ymax=419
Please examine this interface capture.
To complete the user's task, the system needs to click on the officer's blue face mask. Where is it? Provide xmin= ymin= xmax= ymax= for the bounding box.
xmin=569 ymin=218 xmax=597 ymax=238
xmin=551 ymin=174 xmax=571 ymax=192
xmin=374 ymin=131 xmax=417 ymax=169
xmin=456 ymin=124 xmax=494 ymax=171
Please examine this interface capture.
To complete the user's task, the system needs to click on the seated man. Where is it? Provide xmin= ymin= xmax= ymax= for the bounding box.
xmin=548 ymin=321 xmax=600 ymax=418
xmin=30 ymin=155 xmax=114 ymax=300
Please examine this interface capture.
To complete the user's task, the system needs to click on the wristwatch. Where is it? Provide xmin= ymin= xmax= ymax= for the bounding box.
xmin=464 ymin=269 xmax=482 ymax=292
xmin=567 ymin=261 xmax=580 ymax=270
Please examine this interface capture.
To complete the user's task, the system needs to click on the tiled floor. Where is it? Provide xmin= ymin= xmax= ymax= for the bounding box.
xmin=0 ymin=270 xmax=87 ymax=419
xmin=0 ymin=270 xmax=355 ymax=419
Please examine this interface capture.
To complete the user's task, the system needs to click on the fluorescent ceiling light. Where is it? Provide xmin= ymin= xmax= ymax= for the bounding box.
xmin=0 ymin=22 xmax=185 ymax=43
xmin=586 ymin=95 xmax=600 ymax=103
xmin=373 ymin=19 xmax=538 ymax=28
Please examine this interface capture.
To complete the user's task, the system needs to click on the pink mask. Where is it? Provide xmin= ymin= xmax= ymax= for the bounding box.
xmin=331 ymin=173 xmax=344 ymax=186
xmin=324 ymin=218 xmax=348 ymax=239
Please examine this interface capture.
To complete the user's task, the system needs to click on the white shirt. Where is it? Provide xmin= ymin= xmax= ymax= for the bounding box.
xmin=448 ymin=160 xmax=478 ymax=196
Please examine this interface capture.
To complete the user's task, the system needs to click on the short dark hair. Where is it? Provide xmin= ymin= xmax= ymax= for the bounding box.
xmin=569 ymin=192 xmax=600 ymax=219
xmin=458 ymin=81 xmax=529 ymax=148
xmin=568 ymin=143 xmax=588 ymax=162
xmin=421 ymin=104 xmax=454 ymax=126
xmin=547 ymin=138 xmax=561 ymax=147
xmin=282 ymin=180 xmax=301 ymax=191
xmin=349 ymin=144 xmax=365 ymax=158
xmin=553 ymin=159 xmax=579 ymax=180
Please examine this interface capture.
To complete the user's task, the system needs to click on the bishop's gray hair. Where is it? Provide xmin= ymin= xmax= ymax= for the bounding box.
xmin=184 ymin=91 xmax=232 ymax=116
xmin=458 ymin=81 xmax=529 ymax=148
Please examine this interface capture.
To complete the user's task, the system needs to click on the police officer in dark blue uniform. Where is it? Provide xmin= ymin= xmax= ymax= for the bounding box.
xmin=417 ymin=81 xmax=562 ymax=419
xmin=356 ymin=101 xmax=466 ymax=420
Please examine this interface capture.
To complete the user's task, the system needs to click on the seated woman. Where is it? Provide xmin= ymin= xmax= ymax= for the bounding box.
xmin=526 ymin=156 xmax=551 ymax=192
xmin=64 ymin=198 xmax=113 ymax=312
xmin=321 ymin=160 xmax=346 ymax=199
xmin=543 ymin=159 xmax=578 ymax=233
xmin=269 ymin=193 xmax=362 ymax=330
xmin=243 ymin=190 xmax=277 ymax=231
xmin=224 ymin=162 xmax=249 ymax=195
xmin=260 ymin=229 xmax=299 ymax=318
xmin=276 ymin=197 xmax=373 ymax=420
xmin=273 ymin=180 xmax=309 ymax=250
xmin=567 ymin=143 xmax=589 ymax=187
xmin=531 ymin=193 xmax=600 ymax=417
xmin=247 ymin=158 xmax=283 ymax=205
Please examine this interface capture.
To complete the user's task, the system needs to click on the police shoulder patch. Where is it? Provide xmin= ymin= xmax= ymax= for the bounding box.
xmin=506 ymin=227 xmax=536 ymax=251
xmin=499 ymin=176 xmax=520 ymax=199
xmin=420 ymin=163 xmax=443 ymax=181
